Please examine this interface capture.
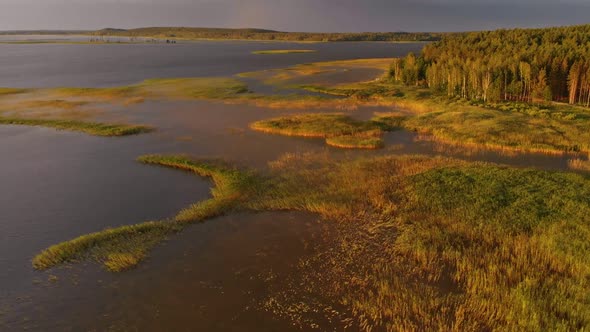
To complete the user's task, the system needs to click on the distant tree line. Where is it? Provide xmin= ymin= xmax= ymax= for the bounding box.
xmin=390 ymin=24 xmax=590 ymax=106
xmin=91 ymin=27 xmax=444 ymax=42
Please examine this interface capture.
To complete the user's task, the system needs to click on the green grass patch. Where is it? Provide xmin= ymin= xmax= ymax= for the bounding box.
xmin=0 ymin=117 xmax=153 ymax=136
xmin=50 ymin=77 xmax=249 ymax=101
xmin=250 ymin=113 xmax=399 ymax=149
xmin=32 ymin=221 xmax=180 ymax=272
xmin=252 ymin=49 xmax=317 ymax=55
xmin=325 ymin=135 xmax=383 ymax=149
xmin=138 ymin=77 xmax=249 ymax=99
xmin=0 ymin=88 xmax=28 ymax=96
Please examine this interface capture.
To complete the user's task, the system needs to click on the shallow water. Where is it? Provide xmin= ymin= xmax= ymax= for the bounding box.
xmin=102 ymin=99 xmax=582 ymax=171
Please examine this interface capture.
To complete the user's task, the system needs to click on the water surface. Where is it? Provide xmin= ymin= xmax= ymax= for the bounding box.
xmin=0 ymin=39 xmax=424 ymax=88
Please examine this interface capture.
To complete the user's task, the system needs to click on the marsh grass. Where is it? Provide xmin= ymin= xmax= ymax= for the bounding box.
xmin=250 ymin=113 xmax=399 ymax=149
xmin=32 ymin=153 xmax=590 ymax=330
xmin=252 ymin=50 xmax=316 ymax=55
xmin=50 ymin=77 xmax=249 ymax=101
xmin=239 ymin=57 xmax=590 ymax=155
xmin=0 ymin=88 xmax=28 ymax=96
xmin=291 ymin=76 xmax=590 ymax=155
xmin=22 ymin=99 xmax=89 ymax=110
xmin=138 ymin=77 xmax=249 ymax=99
xmin=263 ymin=153 xmax=590 ymax=331
xmin=32 ymin=221 xmax=179 ymax=272
xmin=0 ymin=117 xmax=153 ymax=136
xmin=238 ymin=58 xmax=392 ymax=88
xmin=33 ymin=155 xmax=260 ymax=272
xmin=568 ymin=158 xmax=590 ymax=172
xmin=325 ymin=135 xmax=383 ymax=149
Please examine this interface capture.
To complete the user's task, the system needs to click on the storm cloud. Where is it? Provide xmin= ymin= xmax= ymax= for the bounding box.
xmin=1 ymin=0 xmax=588 ymax=32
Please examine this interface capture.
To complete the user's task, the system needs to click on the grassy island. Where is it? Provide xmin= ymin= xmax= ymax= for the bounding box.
xmin=250 ymin=113 xmax=402 ymax=149
xmin=0 ymin=117 xmax=153 ymax=136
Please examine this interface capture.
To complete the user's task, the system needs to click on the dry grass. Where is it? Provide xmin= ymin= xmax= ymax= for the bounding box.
xmin=0 ymin=88 xmax=28 ymax=96
xmin=0 ymin=117 xmax=153 ymax=136
xmin=32 ymin=152 xmax=590 ymax=330
xmin=568 ymin=158 xmax=590 ymax=172
xmin=250 ymin=113 xmax=398 ymax=149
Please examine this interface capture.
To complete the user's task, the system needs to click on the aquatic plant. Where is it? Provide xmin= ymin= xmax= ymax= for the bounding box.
xmin=0 ymin=117 xmax=153 ymax=136
xmin=32 ymin=152 xmax=590 ymax=330
xmin=33 ymin=155 xmax=259 ymax=272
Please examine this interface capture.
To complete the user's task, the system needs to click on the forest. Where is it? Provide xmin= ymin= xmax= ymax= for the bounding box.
xmin=91 ymin=27 xmax=444 ymax=42
xmin=390 ymin=24 xmax=590 ymax=106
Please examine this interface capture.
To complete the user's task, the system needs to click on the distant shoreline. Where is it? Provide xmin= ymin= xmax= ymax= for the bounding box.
xmin=0 ymin=27 xmax=444 ymax=42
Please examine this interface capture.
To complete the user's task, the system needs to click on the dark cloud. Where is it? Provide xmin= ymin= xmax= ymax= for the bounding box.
xmin=0 ymin=0 xmax=588 ymax=32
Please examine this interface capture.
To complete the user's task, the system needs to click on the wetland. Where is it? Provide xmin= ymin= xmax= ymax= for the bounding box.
xmin=2 ymin=36 xmax=590 ymax=331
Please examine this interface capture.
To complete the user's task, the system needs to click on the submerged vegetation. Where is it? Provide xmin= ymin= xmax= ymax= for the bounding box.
xmin=250 ymin=113 xmax=400 ymax=149
xmin=252 ymin=49 xmax=316 ymax=55
xmin=32 ymin=152 xmax=590 ymax=330
xmin=0 ymin=117 xmax=153 ymax=136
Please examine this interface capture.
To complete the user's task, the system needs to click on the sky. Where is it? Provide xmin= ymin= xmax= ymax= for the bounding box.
xmin=1 ymin=0 xmax=589 ymax=32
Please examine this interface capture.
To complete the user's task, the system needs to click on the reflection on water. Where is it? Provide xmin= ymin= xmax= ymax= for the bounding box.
xmin=2 ymin=212 xmax=326 ymax=331
xmin=0 ymin=40 xmax=424 ymax=88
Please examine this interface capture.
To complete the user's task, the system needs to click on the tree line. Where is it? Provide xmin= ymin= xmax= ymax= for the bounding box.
xmin=92 ymin=27 xmax=444 ymax=42
xmin=390 ymin=24 xmax=590 ymax=106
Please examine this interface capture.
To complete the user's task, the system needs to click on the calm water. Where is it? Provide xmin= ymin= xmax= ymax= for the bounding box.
xmin=0 ymin=40 xmax=581 ymax=331
xmin=0 ymin=38 xmax=425 ymax=88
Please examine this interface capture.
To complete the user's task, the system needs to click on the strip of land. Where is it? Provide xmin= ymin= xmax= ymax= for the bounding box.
xmin=0 ymin=117 xmax=153 ymax=136
xmin=250 ymin=113 xmax=401 ymax=149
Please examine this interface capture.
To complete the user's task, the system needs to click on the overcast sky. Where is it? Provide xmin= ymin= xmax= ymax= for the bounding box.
xmin=1 ymin=0 xmax=589 ymax=32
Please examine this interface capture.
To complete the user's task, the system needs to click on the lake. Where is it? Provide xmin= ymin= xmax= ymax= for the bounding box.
xmin=0 ymin=39 xmax=425 ymax=88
